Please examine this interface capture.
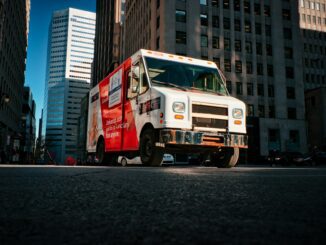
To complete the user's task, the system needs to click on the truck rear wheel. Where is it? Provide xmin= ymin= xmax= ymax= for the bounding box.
xmin=140 ymin=128 xmax=163 ymax=166
xmin=212 ymin=147 xmax=239 ymax=168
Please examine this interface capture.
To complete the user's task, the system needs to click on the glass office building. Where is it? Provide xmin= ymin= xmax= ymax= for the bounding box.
xmin=43 ymin=8 xmax=96 ymax=163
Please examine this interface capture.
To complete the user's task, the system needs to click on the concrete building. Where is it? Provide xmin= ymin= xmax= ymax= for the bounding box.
xmin=21 ymin=87 xmax=36 ymax=163
xmin=42 ymin=8 xmax=96 ymax=164
xmin=92 ymin=0 xmax=125 ymax=87
xmin=122 ymin=0 xmax=307 ymax=157
xmin=305 ymin=87 xmax=326 ymax=150
xmin=298 ymin=0 xmax=326 ymax=90
xmin=0 ymin=0 xmax=30 ymax=161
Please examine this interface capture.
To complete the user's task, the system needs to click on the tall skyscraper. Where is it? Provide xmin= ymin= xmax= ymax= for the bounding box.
xmin=92 ymin=0 xmax=125 ymax=87
xmin=43 ymin=8 xmax=96 ymax=163
xmin=122 ymin=0 xmax=307 ymax=158
xmin=0 ymin=0 xmax=30 ymax=159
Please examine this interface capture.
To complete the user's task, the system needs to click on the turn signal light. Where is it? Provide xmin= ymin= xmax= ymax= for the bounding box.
xmin=175 ymin=114 xmax=184 ymax=120
xmin=234 ymin=120 xmax=242 ymax=125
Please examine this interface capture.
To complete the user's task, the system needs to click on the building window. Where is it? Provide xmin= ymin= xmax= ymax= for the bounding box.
xmin=176 ymin=10 xmax=186 ymax=22
xmin=286 ymin=66 xmax=294 ymax=79
xmin=245 ymin=21 xmax=251 ymax=33
xmin=224 ymin=17 xmax=230 ymax=29
xmin=234 ymin=19 xmax=241 ymax=31
xmin=213 ymin=57 xmax=220 ymax=68
xmin=302 ymin=14 xmax=306 ymax=22
xmin=200 ymin=0 xmax=207 ymax=5
xmin=266 ymin=44 xmax=272 ymax=56
xmin=201 ymin=35 xmax=208 ymax=47
xmin=265 ymin=25 xmax=271 ymax=36
xmin=288 ymin=108 xmax=296 ymax=119
xmin=254 ymin=3 xmax=261 ymax=15
xmin=284 ymin=47 xmax=293 ymax=59
xmin=247 ymin=83 xmax=254 ymax=96
xmin=264 ymin=5 xmax=271 ymax=17
xmin=256 ymin=23 xmax=262 ymax=35
xmin=289 ymin=130 xmax=299 ymax=145
xmin=223 ymin=0 xmax=229 ymax=9
xmin=176 ymin=31 xmax=187 ymax=44
xmin=156 ymin=16 xmax=160 ymax=29
xmin=224 ymin=59 xmax=231 ymax=72
xmin=235 ymin=39 xmax=241 ymax=52
xmin=268 ymin=85 xmax=274 ymax=97
xmin=226 ymin=80 xmax=232 ymax=93
xmin=212 ymin=16 xmax=219 ymax=28
xmin=212 ymin=0 xmax=219 ymax=7
xmin=256 ymin=42 xmax=262 ymax=55
xmin=246 ymin=61 xmax=253 ymax=74
xmin=282 ymin=9 xmax=291 ymax=20
xmin=257 ymin=83 xmax=264 ymax=96
xmin=157 ymin=0 xmax=160 ymax=9
xmin=235 ymin=60 xmax=242 ymax=73
xmin=269 ymin=105 xmax=275 ymax=118
xmin=213 ymin=36 xmax=219 ymax=49
xmin=258 ymin=105 xmax=265 ymax=117
xmin=287 ymin=87 xmax=295 ymax=99
xmin=300 ymin=0 xmax=304 ymax=8
xmin=267 ymin=64 xmax=273 ymax=77
xmin=257 ymin=63 xmax=263 ymax=75
xmin=156 ymin=37 xmax=160 ymax=49
xmin=236 ymin=82 xmax=243 ymax=95
xmin=200 ymin=14 xmax=208 ymax=26
xmin=284 ymin=28 xmax=292 ymax=40
xmin=244 ymin=1 xmax=250 ymax=13
xmin=224 ymin=38 xmax=230 ymax=50
xmin=245 ymin=41 xmax=252 ymax=53
xmin=234 ymin=0 xmax=240 ymax=11
xmin=247 ymin=104 xmax=254 ymax=116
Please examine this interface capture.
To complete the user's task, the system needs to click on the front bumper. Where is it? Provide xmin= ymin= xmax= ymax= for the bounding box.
xmin=159 ymin=129 xmax=248 ymax=148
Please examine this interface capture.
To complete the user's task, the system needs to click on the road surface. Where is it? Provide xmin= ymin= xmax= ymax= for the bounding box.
xmin=0 ymin=165 xmax=325 ymax=244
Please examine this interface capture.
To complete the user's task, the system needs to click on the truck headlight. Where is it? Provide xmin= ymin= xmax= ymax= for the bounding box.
xmin=173 ymin=102 xmax=185 ymax=113
xmin=232 ymin=108 xmax=243 ymax=119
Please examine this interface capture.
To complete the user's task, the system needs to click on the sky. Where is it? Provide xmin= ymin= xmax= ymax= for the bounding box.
xmin=25 ymin=0 xmax=96 ymax=131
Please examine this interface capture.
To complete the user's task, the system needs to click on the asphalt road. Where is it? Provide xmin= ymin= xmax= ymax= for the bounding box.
xmin=0 ymin=165 xmax=326 ymax=244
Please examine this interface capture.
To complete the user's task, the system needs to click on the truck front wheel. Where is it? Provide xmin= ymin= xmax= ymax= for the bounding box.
xmin=140 ymin=129 xmax=163 ymax=166
xmin=212 ymin=147 xmax=239 ymax=168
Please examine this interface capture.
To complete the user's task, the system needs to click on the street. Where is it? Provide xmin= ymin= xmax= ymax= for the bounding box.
xmin=0 ymin=165 xmax=326 ymax=244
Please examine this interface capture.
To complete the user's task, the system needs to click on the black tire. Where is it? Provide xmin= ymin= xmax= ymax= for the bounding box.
xmin=212 ymin=147 xmax=239 ymax=168
xmin=96 ymin=138 xmax=110 ymax=165
xmin=140 ymin=128 xmax=163 ymax=166
xmin=121 ymin=157 xmax=128 ymax=167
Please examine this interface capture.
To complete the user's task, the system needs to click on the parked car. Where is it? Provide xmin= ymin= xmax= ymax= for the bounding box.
xmin=161 ymin=154 xmax=175 ymax=165
xmin=118 ymin=154 xmax=174 ymax=167
xmin=292 ymin=153 xmax=314 ymax=166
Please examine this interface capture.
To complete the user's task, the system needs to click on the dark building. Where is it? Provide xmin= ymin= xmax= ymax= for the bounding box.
xmin=92 ymin=0 xmax=125 ymax=87
xmin=21 ymin=87 xmax=36 ymax=163
xmin=0 ymin=0 xmax=30 ymax=162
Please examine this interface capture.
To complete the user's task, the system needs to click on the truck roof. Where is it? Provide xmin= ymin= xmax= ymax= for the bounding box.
xmin=131 ymin=49 xmax=218 ymax=69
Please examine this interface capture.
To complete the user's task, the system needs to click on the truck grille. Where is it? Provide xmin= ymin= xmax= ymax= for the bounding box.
xmin=192 ymin=104 xmax=228 ymax=130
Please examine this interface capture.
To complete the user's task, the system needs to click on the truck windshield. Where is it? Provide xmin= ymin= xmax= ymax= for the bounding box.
xmin=144 ymin=57 xmax=228 ymax=95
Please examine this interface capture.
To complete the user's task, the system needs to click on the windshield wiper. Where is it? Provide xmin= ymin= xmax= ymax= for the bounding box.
xmin=152 ymin=80 xmax=187 ymax=91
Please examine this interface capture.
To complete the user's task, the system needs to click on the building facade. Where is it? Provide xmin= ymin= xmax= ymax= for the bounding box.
xmin=123 ymin=0 xmax=307 ymax=157
xmin=0 ymin=0 xmax=30 ymax=161
xmin=92 ymin=0 xmax=125 ymax=87
xmin=21 ymin=87 xmax=36 ymax=163
xmin=43 ymin=8 xmax=96 ymax=164
xmin=299 ymin=0 xmax=326 ymax=90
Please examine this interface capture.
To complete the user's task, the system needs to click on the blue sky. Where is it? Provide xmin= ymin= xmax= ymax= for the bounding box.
xmin=25 ymin=0 xmax=96 ymax=129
